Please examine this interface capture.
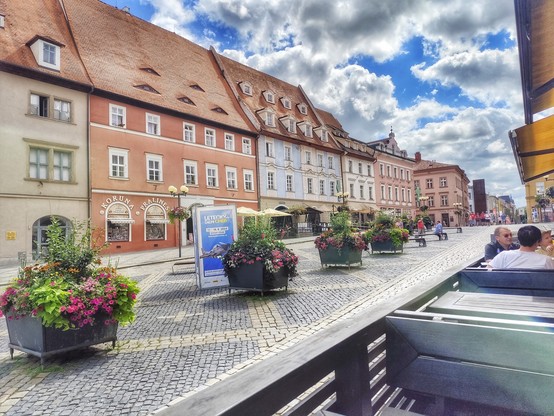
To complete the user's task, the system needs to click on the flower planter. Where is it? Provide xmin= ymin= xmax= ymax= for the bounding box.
xmin=226 ymin=261 xmax=289 ymax=294
xmin=5 ymin=315 xmax=118 ymax=364
xmin=318 ymin=246 xmax=363 ymax=268
xmin=370 ymin=240 xmax=403 ymax=254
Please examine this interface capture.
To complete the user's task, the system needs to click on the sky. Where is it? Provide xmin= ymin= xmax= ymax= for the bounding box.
xmin=104 ymin=0 xmax=527 ymax=207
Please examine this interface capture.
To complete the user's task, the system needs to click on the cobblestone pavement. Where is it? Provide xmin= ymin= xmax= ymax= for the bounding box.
xmin=0 ymin=226 xmax=506 ymax=415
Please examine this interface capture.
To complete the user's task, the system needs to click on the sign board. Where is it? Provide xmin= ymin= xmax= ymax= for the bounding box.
xmin=193 ymin=205 xmax=237 ymax=289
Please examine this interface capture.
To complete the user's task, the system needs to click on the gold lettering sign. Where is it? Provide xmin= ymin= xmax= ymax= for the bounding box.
xmin=6 ymin=231 xmax=16 ymax=240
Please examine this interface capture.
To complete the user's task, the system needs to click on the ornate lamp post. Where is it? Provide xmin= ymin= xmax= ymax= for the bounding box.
xmin=336 ymin=192 xmax=350 ymax=210
xmin=168 ymin=185 xmax=189 ymax=258
xmin=453 ymin=202 xmax=463 ymax=226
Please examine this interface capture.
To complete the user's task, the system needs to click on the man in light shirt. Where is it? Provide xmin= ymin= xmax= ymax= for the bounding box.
xmin=489 ymin=225 xmax=554 ymax=269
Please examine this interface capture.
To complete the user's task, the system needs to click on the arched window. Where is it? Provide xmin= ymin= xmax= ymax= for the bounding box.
xmin=32 ymin=216 xmax=71 ymax=260
xmin=106 ymin=203 xmax=134 ymax=242
xmin=145 ymin=204 xmax=167 ymax=240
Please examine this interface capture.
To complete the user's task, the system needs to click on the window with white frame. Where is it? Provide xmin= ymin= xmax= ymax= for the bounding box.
xmin=281 ymin=97 xmax=291 ymax=109
xmin=284 ymin=146 xmax=292 ymax=161
xmin=146 ymin=154 xmax=163 ymax=182
xmin=307 ymin=178 xmax=313 ymax=194
xmin=401 ymin=188 xmax=406 ymax=202
xmin=367 ymin=164 xmax=373 ymax=177
xmin=379 ymin=163 xmax=384 ymax=176
xmin=440 ymin=177 xmax=447 ymax=187
xmin=328 ymin=156 xmax=334 ymax=170
xmin=358 ymin=162 xmax=363 ymax=174
xmin=349 ymin=183 xmax=355 ymax=198
xmin=330 ymin=181 xmax=336 ymax=196
xmin=240 ymin=82 xmax=252 ymax=96
xmin=206 ymin=164 xmax=218 ymax=187
xmin=388 ymin=185 xmax=393 ymax=200
xmin=226 ymin=167 xmax=237 ymax=189
xmin=395 ymin=187 xmax=399 ymax=201
xmin=183 ymin=123 xmax=195 ymax=142
xmin=258 ymin=109 xmax=275 ymax=127
xmin=426 ymin=178 xmax=433 ymax=189
xmin=305 ymin=151 xmax=312 ymax=165
xmin=348 ymin=160 xmax=353 ymax=173
xmin=407 ymin=171 xmax=411 ymax=181
xmin=109 ymin=148 xmax=128 ymax=178
xmin=320 ymin=180 xmax=325 ymax=195
xmin=287 ymin=118 xmax=296 ymax=133
xmin=266 ymin=141 xmax=274 ymax=157
xmin=243 ymin=170 xmax=254 ymax=191
xmin=387 ymin=165 xmax=391 ymax=177
xmin=263 ymin=90 xmax=275 ymax=103
xmin=368 ymin=186 xmax=373 ymax=200
xmin=440 ymin=195 xmax=449 ymax=206
xmin=359 ymin=185 xmax=364 ymax=199
xmin=224 ymin=133 xmax=235 ymax=151
xmin=29 ymin=93 xmax=49 ymax=118
xmin=42 ymin=42 xmax=57 ymax=66
xmin=267 ymin=171 xmax=275 ymax=189
xmin=205 ymin=128 xmax=216 ymax=147
xmin=400 ymin=169 xmax=405 ymax=180
xmin=184 ymin=160 xmax=197 ymax=185
xmin=242 ymin=138 xmax=252 ymax=155
xmin=110 ymin=104 xmax=126 ymax=128
xmin=54 ymin=98 xmax=71 ymax=122
xmin=298 ymin=121 xmax=312 ymax=137
xmin=29 ymin=39 xmax=60 ymax=70
xmin=408 ymin=189 xmax=412 ymax=202
xmin=381 ymin=185 xmax=386 ymax=199
xmin=145 ymin=204 xmax=166 ymax=241
xmin=298 ymin=103 xmax=308 ymax=115
xmin=393 ymin=167 xmax=398 ymax=178
xmin=317 ymin=154 xmax=324 ymax=167
xmin=429 ymin=196 xmax=435 ymax=207
xmin=146 ymin=113 xmax=160 ymax=135
xmin=286 ymin=175 xmax=293 ymax=192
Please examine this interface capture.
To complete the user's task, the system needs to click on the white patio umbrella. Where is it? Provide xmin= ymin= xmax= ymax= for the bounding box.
xmin=261 ymin=208 xmax=292 ymax=217
xmin=236 ymin=206 xmax=262 ymax=216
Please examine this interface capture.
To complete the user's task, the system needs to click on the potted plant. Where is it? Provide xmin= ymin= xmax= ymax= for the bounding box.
xmin=0 ymin=217 xmax=140 ymax=363
xmin=168 ymin=206 xmax=190 ymax=223
xmin=222 ymin=216 xmax=298 ymax=294
xmin=314 ymin=211 xmax=367 ymax=268
xmin=364 ymin=212 xmax=410 ymax=253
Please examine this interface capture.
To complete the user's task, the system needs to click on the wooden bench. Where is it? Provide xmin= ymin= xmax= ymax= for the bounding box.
xmin=386 ymin=312 xmax=554 ymax=414
xmin=430 ymin=232 xmax=447 ymax=240
xmin=172 ymin=259 xmax=196 ymax=274
xmin=459 ymin=268 xmax=554 ymax=296
xmin=408 ymin=236 xmax=426 ymax=247
xmin=444 ymin=226 xmax=462 ymax=233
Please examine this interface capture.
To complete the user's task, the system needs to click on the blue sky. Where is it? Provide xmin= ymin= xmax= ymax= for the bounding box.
xmin=102 ymin=0 xmax=525 ymax=207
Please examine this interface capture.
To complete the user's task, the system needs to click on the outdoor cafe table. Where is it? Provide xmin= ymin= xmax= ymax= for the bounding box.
xmin=426 ymin=291 xmax=554 ymax=323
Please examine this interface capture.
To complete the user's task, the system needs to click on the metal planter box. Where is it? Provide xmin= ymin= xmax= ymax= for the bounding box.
xmin=6 ymin=315 xmax=118 ymax=364
xmin=226 ymin=262 xmax=288 ymax=294
xmin=318 ymin=246 xmax=363 ymax=268
xmin=370 ymin=240 xmax=403 ymax=254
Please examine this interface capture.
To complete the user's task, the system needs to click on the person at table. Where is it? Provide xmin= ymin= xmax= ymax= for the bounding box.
xmin=489 ymin=225 xmax=554 ymax=269
xmin=536 ymin=225 xmax=554 ymax=257
xmin=484 ymin=226 xmax=520 ymax=261
xmin=434 ymin=220 xmax=443 ymax=240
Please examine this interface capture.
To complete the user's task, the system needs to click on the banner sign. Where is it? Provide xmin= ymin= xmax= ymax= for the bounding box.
xmin=193 ymin=205 xmax=237 ymax=289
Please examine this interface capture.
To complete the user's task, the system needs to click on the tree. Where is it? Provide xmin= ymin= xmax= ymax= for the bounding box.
xmin=535 ymin=194 xmax=551 ymax=222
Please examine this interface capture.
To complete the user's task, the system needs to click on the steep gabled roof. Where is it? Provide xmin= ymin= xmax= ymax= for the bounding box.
xmin=0 ymin=0 xmax=92 ymax=87
xmin=61 ymin=0 xmax=253 ymax=132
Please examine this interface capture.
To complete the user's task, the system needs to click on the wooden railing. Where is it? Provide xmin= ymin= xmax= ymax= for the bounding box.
xmin=156 ymin=256 xmax=481 ymax=416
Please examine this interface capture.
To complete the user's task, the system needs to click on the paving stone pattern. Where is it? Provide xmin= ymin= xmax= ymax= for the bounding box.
xmin=0 ymin=226 xmax=501 ymax=415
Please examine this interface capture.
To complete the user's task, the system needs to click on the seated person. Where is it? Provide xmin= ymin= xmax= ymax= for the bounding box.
xmin=489 ymin=225 xmax=554 ymax=269
xmin=434 ymin=221 xmax=443 ymax=240
xmin=484 ymin=226 xmax=519 ymax=261
xmin=536 ymin=225 xmax=554 ymax=257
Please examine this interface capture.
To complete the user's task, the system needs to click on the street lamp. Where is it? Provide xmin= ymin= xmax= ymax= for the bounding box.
xmin=453 ymin=202 xmax=463 ymax=226
xmin=419 ymin=196 xmax=429 ymax=214
xmin=168 ymin=184 xmax=189 ymax=257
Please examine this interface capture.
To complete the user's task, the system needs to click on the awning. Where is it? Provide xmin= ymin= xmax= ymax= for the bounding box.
xmin=147 ymin=219 xmax=169 ymax=224
xmin=510 ymin=114 xmax=554 ymax=183
xmin=108 ymin=218 xmax=135 ymax=224
xmin=348 ymin=203 xmax=374 ymax=213
xmin=306 ymin=205 xmax=332 ymax=213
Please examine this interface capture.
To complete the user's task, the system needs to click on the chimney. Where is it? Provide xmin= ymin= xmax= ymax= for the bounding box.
xmin=415 ymin=152 xmax=421 ymax=162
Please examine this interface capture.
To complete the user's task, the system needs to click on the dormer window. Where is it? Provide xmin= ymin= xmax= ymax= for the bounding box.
xmin=134 ymin=84 xmax=160 ymax=94
xmin=178 ymin=96 xmax=195 ymax=106
xmin=190 ymin=84 xmax=205 ymax=92
xmin=298 ymin=121 xmax=312 ymax=137
xmin=281 ymin=97 xmax=292 ymax=109
xmin=279 ymin=116 xmax=296 ymax=133
xmin=263 ymin=90 xmax=276 ymax=104
xmin=140 ymin=67 xmax=160 ymax=76
xmin=239 ymin=82 xmax=253 ymax=96
xmin=212 ymin=106 xmax=228 ymax=115
xmin=257 ymin=108 xmax=276 ymax=127
xmin=314 ymin=127 xmax=328 ymax=142
xmin=27 ymin=37 xmax=63 ymax=71
xmin=298 ymin=103 xmax=308 ymax=115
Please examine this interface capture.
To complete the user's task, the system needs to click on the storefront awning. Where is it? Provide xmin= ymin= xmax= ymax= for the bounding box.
xmin=306 ymin=205 xmax=332 ymax=213
xmin=510 ymin=114 xmax=554 ymax=183
xmin=108 ymin=218 xmax=135 ymax=224
xmin=147 ymin=219 xmax=170 ymax=224
xmin=348 ymin=203 xmax=374 ymax=213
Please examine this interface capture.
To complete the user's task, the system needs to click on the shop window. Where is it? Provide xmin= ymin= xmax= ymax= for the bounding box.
xmin=106 ymin=203 xmax=134 ymax=241
xmin=145 ymin=205 xmax=167 ymax=240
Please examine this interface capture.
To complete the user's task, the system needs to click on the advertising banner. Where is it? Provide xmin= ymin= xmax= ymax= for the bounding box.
xmin=193 ymin=205 xmax=237 ymax=289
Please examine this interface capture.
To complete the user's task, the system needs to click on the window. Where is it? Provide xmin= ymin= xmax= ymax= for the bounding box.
xmin=282 ymin=97 xmax=291 ymax=109
xmin=381 ymin=185 xmax=386 ymax=199
xmin=305 ymin=151 xmax=312 ymax=165
xmin=43 ymin=42 xmax=57 ymax=65
xmin=414 ymin=180 xmax=420 ymax=190
xmin=318 ymin=154 xmax=324 ymax=167
xmin=359 ymin=185 xmax=364 ymax=199
xmin=240 ymin=82 xmax=252 ymax=96
xmin=387 ymin=186 xmax=392 ymax=200
xmin=286 ymin=175 xmax=293 ymax=192
xmin=387 ymin=165 xmax=391 ymax=177
xmin=407 ymin=171 xmax=411 ymax=181
xmin=183 ymin=123 xmax=195 ymax=142
xmin=298 ymin=122 xmax=312 ymax=137
xmin=330 ymin=181 xmax=336 ymax=196
xmin=401 ymin=188 xmax=406 ymax=202
xmin=109 ymin=148 xmax=128 ymax=178
xmin=263 ymin=90 xmax=275 ymax=103
xmin=320 ymin=180 xmax=325 ymax=195
xmin=426 ymin=179 xmax=433 ymax=189
xmin=54 ymin=98 xmax=71 ymax=122
xmin=407 ymin=189 xmax=412 ymax=202
xmin=368 ymin=186 xmax=373 ymax=200
xmin=30 ymin=39 xmax=60 ymax=70
xmin=298 ymin=104 xmax=308 ymax=115
xmin=184 ymin=161 xmax=197 ymax=185
xmin=258 ymin=109 xmax=275 ymax=127
xmin=226 ymin=167 xmax=237 ymax=189
xmin=110 ymin=104 xmax=126 ymax=128
xmin=367 ymin=164 xmax=373 ymax=177
xmin=440 ymin=195 xmax=449 ymax=206
xmin=224 ymin=133 xmax=235 ymax=151
xmin=358 ymin=162 xmax=363 ymax=174
xmin=287 ymin=118 xmax=296 ymax=133
xmin=205 ymin=128 xmax=216 ymax=147
xmin=284 ymin=146 xmax=292 ymax=161
xmin=440 ymin=177 xmax=447 ymax=187
xmin=429 ymin=196 xmax=435 ymax=207
xmin=267 ymin=172 xmax=275 ymax=189
xmin=29 ymin=148 xmax=48 ymax=179
xmin=53 ymin=150 xmax=71 ymax=181
xmin=393 ymin=167 xmax=398 ymax=178
xmin=145 ymin=113 xmax=160 ymax=135
xmin=242 ymin=138 xmax=252 ymax=155
xmin=307 ymin=178 xmax=313 ymax=194
xmin=379 ymin=163 xmax=384 ymax=176
xmin=395 ymin=187 xmax=399 ymax=201
xmin=266 ymin=141 xmax=274 ymax=157
xmin=244 ymin=170 xmax=254 ymax=191
xmin=328 ymin=156 xmax=334 ymax=170
xmin=106 ymin=203 xmax=133 ymax=242
xmin=400 ymin=169 xmax=405 ymax=180
xmin=348 ymin=160 xmax=353 ymax=173
xmin=206 ymin=164 xmax=218 ymax=187
xmin=145 ymin=205 xmax=167 ymax=241
xmin=146 ymin=154 xmax=163 ymax=182
xmin=349 ymin=183 xmax=355 ymax=198
xmin=30 ymin=93 xmax=49 ymax=117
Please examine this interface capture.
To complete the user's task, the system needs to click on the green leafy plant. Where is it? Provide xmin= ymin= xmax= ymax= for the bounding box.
xmin=0 ymin=217 xmax=139 ymax=330
xmin=364 ymin=212 xmax=410 ymax=248
xmin=314 ymin=211 xmax=367 ymax=251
